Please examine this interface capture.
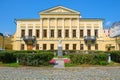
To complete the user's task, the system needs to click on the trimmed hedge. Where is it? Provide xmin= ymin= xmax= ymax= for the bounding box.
xmin=0 ymin=51 xmax=16 ymax=63
xmin=108 ymin=51 xmax=120 ymax=63
xmin=68 ymin=53 xmax=108 ymax=65
xmin=0 ymin=51 xmax=54 ymax=66
xmin=17 ymin=52 xmax=54 ymax=66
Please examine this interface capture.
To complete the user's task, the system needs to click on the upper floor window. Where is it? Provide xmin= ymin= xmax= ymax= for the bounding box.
xmin=21 ymin=29 xmax=25 ymax=37
xmin=51 ymin=30 xmax=54 ymax=37
xmin=43 ymin=44 xmax=47 ymax=50
xmin=65 ymin=44 xmax=69 ymax=50
xmin=73 ymin=44 xmax=76 ymax=50
xmin=43 ymin=29 xmax=47 ymax=37
xmin=80 ymin=44 xmax=84 ymax=50
xmin=73 ymin=30 xmax=76 ymax=37
xmin=58 ymin=30 xmax=62 ymax=38
xmin=29 ymin=29 xmax=32 ymax=37
xmin=87 ymin=29 xmax=91 ymax=36
xmin=65 ymin=30 xmax=69 ymax=37
xmin=80 ymin=29 xmax=83 ymax=37
xmin=36 ymin=29 xmax=40 ymax=38
xmin=95 ymin=29 xmax=98 ymax=37
xmin=36 ymin=44 xmax=39 ymax=50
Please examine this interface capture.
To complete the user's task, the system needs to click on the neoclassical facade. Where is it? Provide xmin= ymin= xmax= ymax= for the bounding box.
xmin=12 ymin=6 xmax=119 ymax=51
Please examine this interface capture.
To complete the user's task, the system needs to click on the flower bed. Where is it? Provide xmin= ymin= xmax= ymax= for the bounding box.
xmin=50 ymin=58 xmax=70 ymax=64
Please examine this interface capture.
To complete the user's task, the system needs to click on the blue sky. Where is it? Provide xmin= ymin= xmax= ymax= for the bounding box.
xmin=0 ymin=0 xmax=120 ymax=35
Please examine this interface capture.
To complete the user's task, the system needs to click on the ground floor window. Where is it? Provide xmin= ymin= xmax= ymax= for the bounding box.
xmin=43 ymin=44 xmax=46 ymax=50
xmin=21 ymin=44 xmax=24 ymax=50
xmin=36 ymin=44 xmax=39 ymax=50
xmin=73 ymin=44 xmax=76 ymax=50
xmin=65 ymin=44 xmax=69 ymax=50
xmin=80 ymin=44 xmax=84 ymax=50
xmin=95 ymin=44 xmax=98 ymax=50
xmin=88 ymin=44 xmax=91 ymax=50
xmin=50 ymin=44 xmax=54 ymax=50
xmin=119 ymin=44 xmax=120 ymax=50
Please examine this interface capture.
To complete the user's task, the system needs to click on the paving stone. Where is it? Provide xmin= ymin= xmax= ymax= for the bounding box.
xmin=0 ymin=67 xmax=119 ymax=80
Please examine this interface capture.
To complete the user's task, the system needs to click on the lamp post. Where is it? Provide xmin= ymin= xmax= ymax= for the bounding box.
xmin=0 ymin=33 xmax=4 ymax=50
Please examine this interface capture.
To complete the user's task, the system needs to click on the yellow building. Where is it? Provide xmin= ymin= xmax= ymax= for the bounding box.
xmin=12 ymin=6 xmax=120 ymax=51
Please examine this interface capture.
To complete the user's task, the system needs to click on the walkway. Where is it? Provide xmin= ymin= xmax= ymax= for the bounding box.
xmin=0 ymin=67 xmax=119 ymax=80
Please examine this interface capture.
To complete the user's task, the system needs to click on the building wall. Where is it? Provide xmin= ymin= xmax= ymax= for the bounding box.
xmin=12 ymin=6 xmax=119 ymax=51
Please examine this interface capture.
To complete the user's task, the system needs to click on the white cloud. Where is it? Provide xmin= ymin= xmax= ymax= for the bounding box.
xmin=105 ymin=21 xmax=112 ymax=27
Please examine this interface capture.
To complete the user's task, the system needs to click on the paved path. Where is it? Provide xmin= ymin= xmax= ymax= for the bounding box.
xmin=0 ymin=67 xmax=119 ymax=80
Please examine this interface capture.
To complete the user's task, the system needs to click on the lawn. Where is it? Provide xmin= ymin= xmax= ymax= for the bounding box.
xmin=0 ymin=62 xmax=19 ymax=67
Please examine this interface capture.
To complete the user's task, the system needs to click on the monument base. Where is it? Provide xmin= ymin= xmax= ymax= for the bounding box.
xmin=54 ymin=58 xmax=64 ymax=68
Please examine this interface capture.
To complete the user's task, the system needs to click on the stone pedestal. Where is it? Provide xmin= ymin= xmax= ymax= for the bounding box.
xmin=54 ymin=59 xmax=64 ymax=68
xmin=58 ymin=40 xmax=63 ymax=57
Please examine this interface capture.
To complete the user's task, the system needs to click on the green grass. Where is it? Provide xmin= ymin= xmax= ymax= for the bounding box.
xmin=65 ymin=63 xmax=78 ymax=67
xmin=0 ymin=62 xmax=19 ymax=67
xmin=54 ymin=55 xmax=70 ymax=58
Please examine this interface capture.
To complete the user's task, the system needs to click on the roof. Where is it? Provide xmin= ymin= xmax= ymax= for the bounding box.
xmin=80 ymin=18 xmax=104 ymax=21
xmin=15 ymin=19 xmax=40 ymax=21
xmin=39 ymin=6 xmax=80 ymax=15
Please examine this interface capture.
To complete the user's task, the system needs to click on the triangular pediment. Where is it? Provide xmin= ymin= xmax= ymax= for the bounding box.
xmin=40 ymin=6 xmax=80 ymax=14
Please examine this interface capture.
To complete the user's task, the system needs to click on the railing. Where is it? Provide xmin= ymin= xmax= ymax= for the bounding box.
xmin=84 ymin=36 xmax=96 ymax=44
xmin=84 ymin=36 xmax=96 ymax=41
xmin=23 ymin=36 xmax=36 ymax=41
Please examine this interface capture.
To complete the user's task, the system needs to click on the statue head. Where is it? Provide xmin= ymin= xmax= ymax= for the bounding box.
xmin=59 ymin=40 xmax=62 ymax=44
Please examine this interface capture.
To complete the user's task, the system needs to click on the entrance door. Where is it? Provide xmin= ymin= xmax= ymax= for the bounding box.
xmin=27 ymin=44 xmax=33 ymax=50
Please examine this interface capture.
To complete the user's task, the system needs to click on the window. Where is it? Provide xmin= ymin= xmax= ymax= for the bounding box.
xmin=58 ymin=30 xmax=62 ymax=37
xmin=65 ymin=44 xmax=69 ymax=50
xmin=87 ymin=29 xmax=91 ymax=36
xmin=36 ymin=29 xmax=40 ymax=38
xmin=43 ymin=29 xmax=47 ymax=37
xmin=80 ymin=44 xmax=84 ymax=50
xmin=119 ymin=44 xmax=120 ymax=50
xmin=73 ymin=44 xmax=76 ymax=50
xmin=50 ymin=44 xmax=54 ymax=50
xmin=73 ymin=30 xmax=76 ymax=37
xmin=95 ymin=44 xmax=98 ymax=50
xmin=21 ymin=29 xmax=25 ymax=37
xmin=65 ymin=30 xmax=69 ymax=37
xmin=29 ymin=29 xmax=32 ymax=37
xmin=36 ymin=44 xmax=39 ymax=50
xmin=95 ymin=29 xmax=98 ymax=37
xmin=80 ymin=30 xmax=83 ymax=37
xmin=51 ymin=30 xmax=54 ymax=37
xmin=43 ymin=44 xmax=47 ymax=50
xmin=21 ymin=44 xmax=24 ymax=50
xmin=88 ymin=44 xmax=91 ymax=50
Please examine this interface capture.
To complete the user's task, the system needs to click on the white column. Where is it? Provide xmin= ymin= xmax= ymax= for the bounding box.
xmin=99 ymin=23 xmax=102 ymax=38
xmin=17 ymin=23 xmax=21 ymax=38
xmin=48 ymin=18 xmax=50 ymax=39
xmin=40 ymin=18 xmax=43 ymax=39
xmin=84 ymin=24 xmax=87 ymax=36
xmin=33 ymin=24 xmax=35 ymax=36
xmin=91 ymin=24 xmax=94 ymax=36
xmin=26 ymin=24 xmax=28 ymax=36
xmin=62 ymin=18 xmax=65 ymax=39
xmin=55 ymin=18 xmax=57 ymax=39
xmin=70 ymin=18 xmax=72 ymax=39
xmin=78 ymin=18 xmax=80 ymax=39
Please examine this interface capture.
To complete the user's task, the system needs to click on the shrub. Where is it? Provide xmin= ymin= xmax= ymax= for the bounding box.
xmin=108 ymin=51 xmax=120 ymax=63
xmin=0 ymin=51 xmax=16 ymax=63
xmin=17 ymin=52 xmax=54 ymax=66
xmin=68 ymin=53 xmax=108 ymax=65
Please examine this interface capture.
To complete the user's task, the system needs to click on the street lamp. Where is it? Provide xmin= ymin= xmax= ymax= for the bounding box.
xmin=0 ymin=33 xmax=4 ymax=50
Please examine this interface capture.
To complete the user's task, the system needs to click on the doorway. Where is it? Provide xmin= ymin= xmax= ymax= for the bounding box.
xmin=27 ymin=44 xmax=33 ymax=50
